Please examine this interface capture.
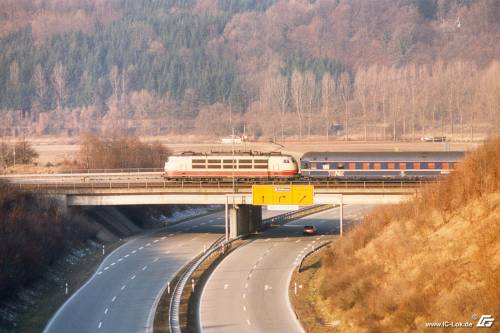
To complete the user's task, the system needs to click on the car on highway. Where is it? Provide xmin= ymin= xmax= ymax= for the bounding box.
xmin=303 ymin=225 xmax=317 ymax=235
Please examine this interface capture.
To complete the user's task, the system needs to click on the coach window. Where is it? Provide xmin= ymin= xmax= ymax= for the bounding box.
xmin=311 ymin=162 xmax=317 ymax=170
xmin=374 ymin=162 xmax=381 ymax=170
xmin=363 ymin=162 xmax=370 ymax=170
xmin=399 ymin=162 xmax=406 ymax=170
xmin=413 ymin=162 xmax=420 ymax=169
xmin=442 ymin=162 xmax=449 ymax=169
xmin=348 ymin=162 xmax=356 ymax=170
xmin=337 ymin=163 xmax=344 ymax=169
xmin=428 ymin=162 xmax=435 ymax=169
xmin=388 ymin=162 xmax=395 ymax=169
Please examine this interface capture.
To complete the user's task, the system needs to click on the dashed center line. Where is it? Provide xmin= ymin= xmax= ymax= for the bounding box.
xmin=154 ymin=239 xmax=159 ymax=243
xmin=98 ymin=321 xmax=102 ymax=329
xmin=296 ymin=239 xmax=301 ymax=243
xmin=104 ymin=308 xmax=108 ymax=315
xmin=121 ymin=285 xmax=126 ymax=291
xmin=139 ymin=246 xmax=144 ymax=250
xmin=125 ymin=254 xmax=130 ymax=258
xmin=132 ymin=250 xmax=137 ymax=254
xmin=111 ymin=296 xmax=117 ymax=302
xmin=142 ymin=266 xmax=147 ymax=271
xmin=242 ymin=293 xmax=246 ymax=299
xmin=131 ymin=275 xmax=136 ymax=280
xmin=246 ymin=319 xmax=251 ymax=325
xmin=153 ymin=258 xmax=159 ymax=262
xmin=118 ymin=258 xmax=123 ymax=262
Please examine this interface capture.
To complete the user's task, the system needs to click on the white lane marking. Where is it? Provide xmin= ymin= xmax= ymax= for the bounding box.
xmin=253 ymin=264 xmax=257 ymax=269
xmin=296 ymin=239 xmax=301 ymax=243
xmin=246 ymin=319 xmax=251 ymax=325
xmin=153 ymin=258 xmax=159 ymax=262
xmin=131 ymin=275 xmax=136 ymax=280
xmin=118 ymin=258 xmax=123 ymax=262
xmin=98 ymin=322 xmax=102 ymax=329
xmin=285 ymin=237 xmax=289 ymax=240
xmin=161 ymin=236 xmax=166 ymax=240
xmin=146 ymin=243 xmax=151 ymax=247
xmin=142 ymin=266 xmax=148 ymax=271
xmin=191 ymin=237 xmax=198 ymax=241
xmin=132 ymin=250 xmax=137 ymax=254
xmin=245 ymin=283 xmax=248 ymax=288
xmin=125 ymin=254 xmax=130 ymax=258
xmin=242 ymin=293 xmax=246 ymax=299
xmin=316 ymin=237 xmax=321 ymax=240
xmin=139 ymin=246 xmax=144 ymax=250
xmin=258 ymin=256 xmax=263 ymax=261
xmin=265 ymin=238 xmax=270 ymax=242
xmin=243 ymin=305 xmax=247 ymax=311
xmin=121 ymin=285 xmax=126 ymax=291
xmin=166 ymin=250 xmax=171 ymax=254
xmin=110 ymin=262 xmax=116 ymax=266
xmin=248 ymin=273 xmax=252 ymax=279
xmin=224 ymin=284 xmax=229 ymax=290
xmin=97 ymin=271 xmax=102 ymax=275
xmin=209 ymin=219 xmax=214 ymax=223
xmin=154 ymin=239 xmax=159 ymax=243
xmin=264 ymin=284 xmax=273 ymax=291
xmin=104 ymin=308 xmax=108 ymax=315
xmin=112 ymin=296 xmax=117 ymax=302
xmin=104 ymin=267 xmax=109 ymax=271
xmin=169 ymin=233 xmax=174 ymax=237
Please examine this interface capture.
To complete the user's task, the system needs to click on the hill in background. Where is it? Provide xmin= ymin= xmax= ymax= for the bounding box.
xmin=312 ymin=138 xmax=500 ymax=331
xmin=0 ymin=0 xmax=499 ymax=139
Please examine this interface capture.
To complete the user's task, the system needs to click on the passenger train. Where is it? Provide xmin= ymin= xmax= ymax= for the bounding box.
xmin=163 ymin=151 xmax=464 ymax=180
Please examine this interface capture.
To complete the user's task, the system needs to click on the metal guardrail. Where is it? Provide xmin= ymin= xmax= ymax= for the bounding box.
xmin=297 ymin=240 xmax=332 ymax=273
xmin=168 ymin=236 xmax=230 ymax=333
xmin=262 ymin=204 xmax=336 ymax=228
xmin=11 ymin=180 xmax=427 ymax=192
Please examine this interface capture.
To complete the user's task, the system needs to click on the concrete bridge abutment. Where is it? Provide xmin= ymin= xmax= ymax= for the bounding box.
xmin=229 ymin=205 xmax=262 ymax=239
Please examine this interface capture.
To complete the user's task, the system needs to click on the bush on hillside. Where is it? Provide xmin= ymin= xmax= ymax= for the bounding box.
xmin=319 ymin=138 xmax=500 ymax=332
xmin=0 ymin=181 xmax=97 ymax=299
xmin=77 ymin=134 xmax=171 ymax=169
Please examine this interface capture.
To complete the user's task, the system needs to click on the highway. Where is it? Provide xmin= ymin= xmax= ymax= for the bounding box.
xmin=44 ymin=208 xmax=283 ymax=333
xmin=199 ymin=205 xmax=374 ymax=333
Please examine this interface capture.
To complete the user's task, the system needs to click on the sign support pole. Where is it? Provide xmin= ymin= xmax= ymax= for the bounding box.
xmin=339 ymin=194 xmax=343 ymax=237
xmin=225 ymin=196 xmax=229 ymax=243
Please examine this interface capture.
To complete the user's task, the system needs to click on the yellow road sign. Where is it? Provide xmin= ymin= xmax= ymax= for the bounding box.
xmin=252 ymin=185 xmax=314 ymax=205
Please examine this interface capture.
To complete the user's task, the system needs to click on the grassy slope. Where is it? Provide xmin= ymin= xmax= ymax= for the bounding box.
xmin=311 ymin=139 xmax=500 ymax=332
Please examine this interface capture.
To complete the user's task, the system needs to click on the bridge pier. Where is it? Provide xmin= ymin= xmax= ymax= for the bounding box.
xmin=229 ymin=205 xmax=262 ymax=239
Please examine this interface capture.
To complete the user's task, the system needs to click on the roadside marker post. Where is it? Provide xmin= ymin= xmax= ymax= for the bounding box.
xmin=167 ymin=282 xmax=170 ymax=294
xmin=340 ymin=194 xmax=343 ymax=237
xmin=65 ymin=282 xmax=68 ymax=295
xmin=191 ymin=279 xmax=195 ymax=292
xmin=294 ymin=282 xmax=297 ymax=296
xmin=102 ymin=245 xmax=105 ymax=255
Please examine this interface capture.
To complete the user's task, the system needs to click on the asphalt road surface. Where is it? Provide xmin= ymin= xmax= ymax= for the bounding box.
xmin=199 ymin=204 xmax=374 ymax=333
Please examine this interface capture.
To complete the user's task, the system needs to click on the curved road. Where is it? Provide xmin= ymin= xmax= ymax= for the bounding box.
xmin=199 ymin=205 xmax=374 ymax=333
xmin=43 ymin=208 xmax=283 ymax=333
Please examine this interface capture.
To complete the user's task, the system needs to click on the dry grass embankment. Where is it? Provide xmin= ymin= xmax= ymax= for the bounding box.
xmin=297 ymin=138 xmax=500 ymax=332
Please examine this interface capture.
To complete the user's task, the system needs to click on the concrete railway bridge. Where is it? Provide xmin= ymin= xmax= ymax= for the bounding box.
xmin=3 ymin=173 xmax=425 ymax=239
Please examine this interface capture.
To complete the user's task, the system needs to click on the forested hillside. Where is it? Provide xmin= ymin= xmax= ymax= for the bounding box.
xmin=1 ymin=0 xmax=499 ymax=140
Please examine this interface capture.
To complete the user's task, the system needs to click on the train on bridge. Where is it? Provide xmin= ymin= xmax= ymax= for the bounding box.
xmin=163 ymin=151 xmax=464 ymax=181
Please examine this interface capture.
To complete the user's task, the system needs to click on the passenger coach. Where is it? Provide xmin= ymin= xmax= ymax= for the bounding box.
xmin=164 ymin=151 xmax=298 ymax=178
xmin=300 ymin=151 xmax=464 ymax=180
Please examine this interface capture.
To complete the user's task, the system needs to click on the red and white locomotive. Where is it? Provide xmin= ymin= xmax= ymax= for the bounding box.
xmin=163 ymin=151 xmax=298 ymax=178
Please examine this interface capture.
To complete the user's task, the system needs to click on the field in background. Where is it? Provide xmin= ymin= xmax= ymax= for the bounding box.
xmin=22 ymin=136 xmax=478 ymax=167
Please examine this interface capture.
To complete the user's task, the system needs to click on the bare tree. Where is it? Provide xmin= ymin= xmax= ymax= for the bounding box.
xmin=355 ymin=67 xmax=369 ymax=140
xmin=338 ymin=72 xmax=352 ymax=141
xmin=321 ymin=72 xmax=335 ymax=140
xmin=291 ymin=70 xmax=305 ymax=139
xmin=51 ymin=62 xmax=66 ymax=111
xmin=303 ymin=71 xmax=316 ymax=138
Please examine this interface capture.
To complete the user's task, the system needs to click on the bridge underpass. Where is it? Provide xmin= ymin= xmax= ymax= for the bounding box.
xmin=6 ymin=175 xmax=420 ymax=239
